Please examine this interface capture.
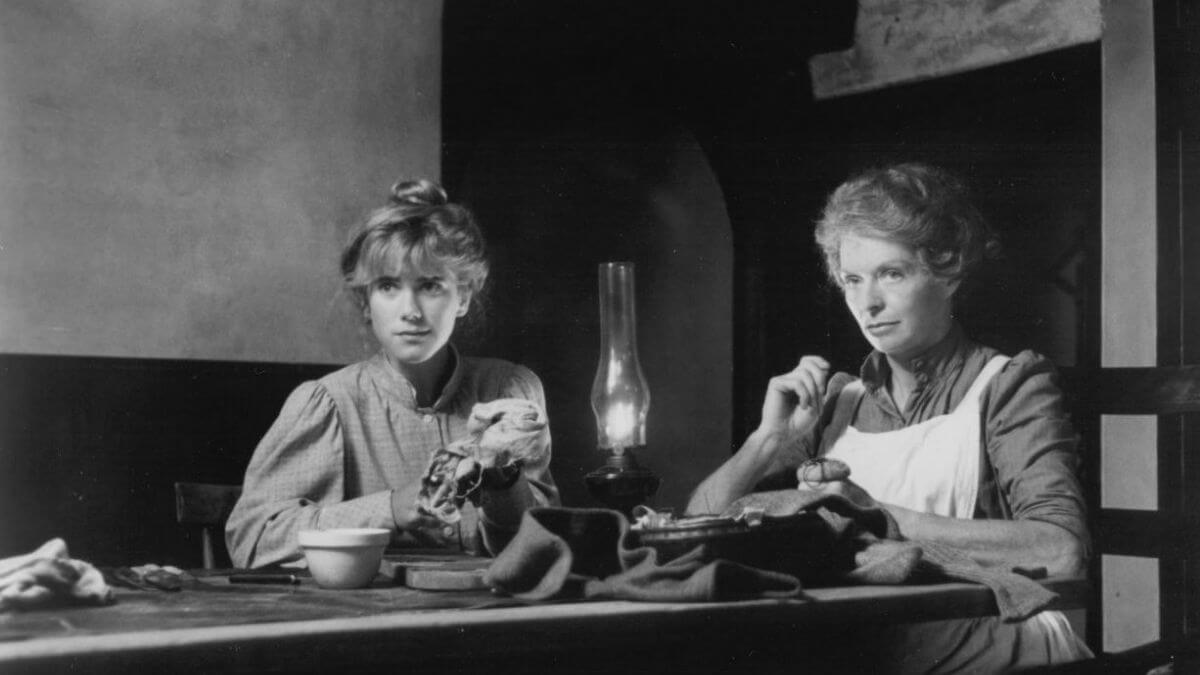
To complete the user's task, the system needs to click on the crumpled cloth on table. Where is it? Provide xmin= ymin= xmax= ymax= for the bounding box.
xmin=485 ymin=492 xmax=1057 ymax=621
xmin=419 ymin=398 xmax=550 ymax=524
xmin=0 ymin=538 xmax=113 ymax=611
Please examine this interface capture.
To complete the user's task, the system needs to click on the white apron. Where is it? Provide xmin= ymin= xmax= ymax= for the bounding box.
xmin=825 ymin=356 xmax=1091 ymax=672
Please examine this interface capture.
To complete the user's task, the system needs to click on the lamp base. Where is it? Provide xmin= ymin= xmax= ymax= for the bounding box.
xmin=584 ymin=449 xmax=660 ymax=517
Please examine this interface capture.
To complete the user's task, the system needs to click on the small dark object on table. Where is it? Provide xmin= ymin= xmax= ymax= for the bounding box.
xmin=228 ymin=573 xmax=301 ymax=585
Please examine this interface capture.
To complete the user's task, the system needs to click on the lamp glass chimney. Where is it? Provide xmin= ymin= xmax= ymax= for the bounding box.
xmin=590 ymin=262 xmax=650 ymax=454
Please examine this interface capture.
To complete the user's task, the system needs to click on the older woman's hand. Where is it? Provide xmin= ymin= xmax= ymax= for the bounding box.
xmin=813 ymin=480 xmax=878 ymax=508
xmin=797 ymin=459 xmax=879 ymax=510
xmin=806 ymin=479 xmax=880 ymax=511
xmin=759 ymin=356 xmax=830 ymax=440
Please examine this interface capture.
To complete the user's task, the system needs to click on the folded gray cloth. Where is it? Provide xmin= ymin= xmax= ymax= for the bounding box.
xmin=912 ymin=540 xmax=1057 ymax=622
xmin=487 ymin=492 xmax=1056 ymax=620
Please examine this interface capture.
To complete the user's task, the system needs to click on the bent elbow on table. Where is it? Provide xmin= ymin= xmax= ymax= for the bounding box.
xmin=1028 ymin=521 xmax=1088 ymax=579
xmin=1048 ymin=529 xmax=1088 ymax=579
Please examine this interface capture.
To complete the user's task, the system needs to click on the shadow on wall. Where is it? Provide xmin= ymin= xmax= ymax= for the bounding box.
xmin=459 ymin=121 xmax=733 ymax=513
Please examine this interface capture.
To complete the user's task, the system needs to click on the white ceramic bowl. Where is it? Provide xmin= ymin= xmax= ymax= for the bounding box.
xmin=298 ymin=528 xmax=390 ymax=589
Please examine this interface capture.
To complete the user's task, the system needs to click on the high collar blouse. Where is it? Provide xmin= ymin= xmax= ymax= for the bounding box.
xmin=226 ymin=346 xmax=559 ymax=568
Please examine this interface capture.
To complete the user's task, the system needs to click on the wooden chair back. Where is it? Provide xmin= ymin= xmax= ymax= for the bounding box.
xmin=173 ymin=482 xmax=242 ymax=569
xmin=1060 ymin=365 xmax=1200 ymax=669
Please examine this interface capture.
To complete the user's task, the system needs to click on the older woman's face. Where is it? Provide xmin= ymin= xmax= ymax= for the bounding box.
xmin=837 ymin=234 xmax=958 ymax=363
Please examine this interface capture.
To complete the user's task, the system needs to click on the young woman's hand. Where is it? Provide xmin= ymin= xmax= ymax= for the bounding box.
xmin=758 ymin=356 xmax=830 ymax=439
xmin=455 ymin=458 xmax=523 ymax=500
xmin=390 ymin=481 xmax=444 ymax=532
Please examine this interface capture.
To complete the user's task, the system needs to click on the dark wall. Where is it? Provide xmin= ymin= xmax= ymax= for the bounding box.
xmin=713 ymin=45 xmax=1100 ymax=438
xmin=457 ymin=125 xmax=734 ymax=513
xmin=443 ymin=1 xmax=1100 ymax=467
xmin=726 ymin=46 xmax=1101 ymax=440
xmin=442 ymin=0 xmax=855 ymax=510
xmin=797 ymin=44 xmax=1102 ymax=369
xmin=0 ymin=355 xmax=334 ymax=565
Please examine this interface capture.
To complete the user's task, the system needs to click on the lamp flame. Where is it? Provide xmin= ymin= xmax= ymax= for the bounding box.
xmin=603 ymin=402 xmax=636 ymax=453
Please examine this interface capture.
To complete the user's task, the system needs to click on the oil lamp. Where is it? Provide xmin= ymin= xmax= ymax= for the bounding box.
xmin=584 ymin=262 xmax=660 ymax=516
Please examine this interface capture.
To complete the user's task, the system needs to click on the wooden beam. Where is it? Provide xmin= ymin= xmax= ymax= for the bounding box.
xmin=809 ymin=0 xmax=1101 ymax=99
xmin=1061 ymin=366 xmax=1200 ymax=416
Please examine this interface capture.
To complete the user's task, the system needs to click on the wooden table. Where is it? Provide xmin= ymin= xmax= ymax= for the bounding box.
xmin=0 ymin=572 xmax=1087 ymax=675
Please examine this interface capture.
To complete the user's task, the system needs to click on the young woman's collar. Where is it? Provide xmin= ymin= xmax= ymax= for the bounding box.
xmin=372 ymin=343 xmax=466 ymax=413
xmin=426 ymin=343 xmax=466 ymax=412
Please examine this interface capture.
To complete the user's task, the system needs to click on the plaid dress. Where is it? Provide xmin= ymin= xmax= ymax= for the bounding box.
xmin=226 ymin=348 xmax=559 ymax=568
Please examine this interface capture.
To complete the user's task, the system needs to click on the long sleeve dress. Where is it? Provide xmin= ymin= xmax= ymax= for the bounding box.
xmin=226 ymin=347 xmax=559 ymax=569
xmin=761 ymin=324 xmax=1091 ymax=671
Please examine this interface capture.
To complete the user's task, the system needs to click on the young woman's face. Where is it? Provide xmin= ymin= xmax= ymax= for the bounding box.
xmin=366 ymin=257 xmax=470 ymax=368
xmin=836 ymin=234 xmax=959 ymax=362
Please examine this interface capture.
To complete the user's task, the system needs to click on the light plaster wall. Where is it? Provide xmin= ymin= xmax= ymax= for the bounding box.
xmin=0 ymin=0 xmax=442 ymax=364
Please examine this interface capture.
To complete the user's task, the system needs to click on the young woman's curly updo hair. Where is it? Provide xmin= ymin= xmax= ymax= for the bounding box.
xmin=340 ymin=179 xmax=489 ymax=312
xmin=814 ymin=163 xmax=998 ymax=287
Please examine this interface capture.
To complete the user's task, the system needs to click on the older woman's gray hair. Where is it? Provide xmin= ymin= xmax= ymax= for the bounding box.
xmin=814 ymin=163 xmax=998 ymax=287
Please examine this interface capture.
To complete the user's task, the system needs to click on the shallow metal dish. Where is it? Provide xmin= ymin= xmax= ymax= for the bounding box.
xmin=632 ymin=511 xmax=847 ymax=582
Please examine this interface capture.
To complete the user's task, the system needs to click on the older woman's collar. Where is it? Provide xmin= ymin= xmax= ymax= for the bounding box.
xmin=858 ymin=324 xmax=967 ymax=391
xmin=909 ymin=324 xmax=965 ymax=382
xmin=858 ymin=351 xmax=889 ymax=392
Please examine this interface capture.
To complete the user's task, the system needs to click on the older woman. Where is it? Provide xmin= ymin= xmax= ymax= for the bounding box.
xmin=689 ymin=163 xmax=1091 ymax=671
xmin=227 ymin=179 xmax=559 ymax=569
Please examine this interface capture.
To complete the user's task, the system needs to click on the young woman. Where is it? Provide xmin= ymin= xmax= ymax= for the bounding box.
xmin=688 ymin=163 xmax=1091 ymax=672
xmin=227 ymin=179 xmax=558 ymax=569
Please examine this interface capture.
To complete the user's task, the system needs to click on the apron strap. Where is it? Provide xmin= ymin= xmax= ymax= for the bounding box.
xmin=957 ymin=355 xmax=1012 ymax=412
xmin=829 ymin=378 xmax=866 ymax=436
